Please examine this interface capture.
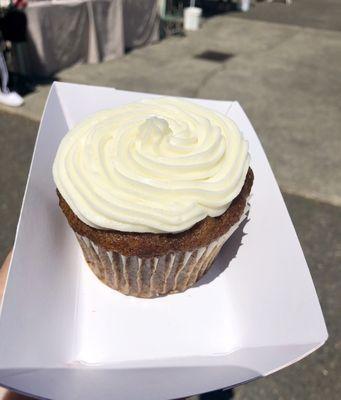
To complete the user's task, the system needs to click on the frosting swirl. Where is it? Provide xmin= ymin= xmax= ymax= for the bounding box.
xmin=53 ymin=98 xmax=250 ymax=233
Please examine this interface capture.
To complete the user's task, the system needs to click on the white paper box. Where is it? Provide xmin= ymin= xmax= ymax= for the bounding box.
xmin=0 ymin=83 xmax=327 ymax=399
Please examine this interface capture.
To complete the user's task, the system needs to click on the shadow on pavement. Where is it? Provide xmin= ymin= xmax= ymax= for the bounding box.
xmin=199 ymin=389 xmax=234 ymax=399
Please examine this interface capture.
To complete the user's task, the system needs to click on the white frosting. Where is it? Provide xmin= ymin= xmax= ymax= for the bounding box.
xmin=53 ymin=98 xmax=250 ymax=233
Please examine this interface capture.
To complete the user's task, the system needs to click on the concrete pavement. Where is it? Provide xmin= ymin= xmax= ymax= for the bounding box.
xmin=0 ymin=3 xmax=340 ymax=400
xmin=0 ymin=112 xmax=37 ymax=260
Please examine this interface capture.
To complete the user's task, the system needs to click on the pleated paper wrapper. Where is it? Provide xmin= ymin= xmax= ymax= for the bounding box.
xmin=75 ymin=203 xmax=249 ymax=298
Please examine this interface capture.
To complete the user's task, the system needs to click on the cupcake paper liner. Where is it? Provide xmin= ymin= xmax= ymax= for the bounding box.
xmin=75 ymin=202 xmax=249 ymax=298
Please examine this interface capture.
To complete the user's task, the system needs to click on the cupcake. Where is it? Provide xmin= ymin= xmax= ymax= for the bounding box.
xmin=53 ymin=97 xmax=253 ymax=298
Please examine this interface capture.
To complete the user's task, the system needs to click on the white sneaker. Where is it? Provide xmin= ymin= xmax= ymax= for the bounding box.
xmin=0 ymin=91 xmax=24 ymax=107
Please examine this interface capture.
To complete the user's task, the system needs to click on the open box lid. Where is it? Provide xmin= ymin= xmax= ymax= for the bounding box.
xmin=0 ymin=83 xmax=327 ymax=400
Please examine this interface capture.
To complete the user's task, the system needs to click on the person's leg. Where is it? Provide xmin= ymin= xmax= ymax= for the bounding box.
xmin=0 ymin=48 xmax=24 ymax=107
xmin=0 ymin=50 xmax=10 ymax=94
